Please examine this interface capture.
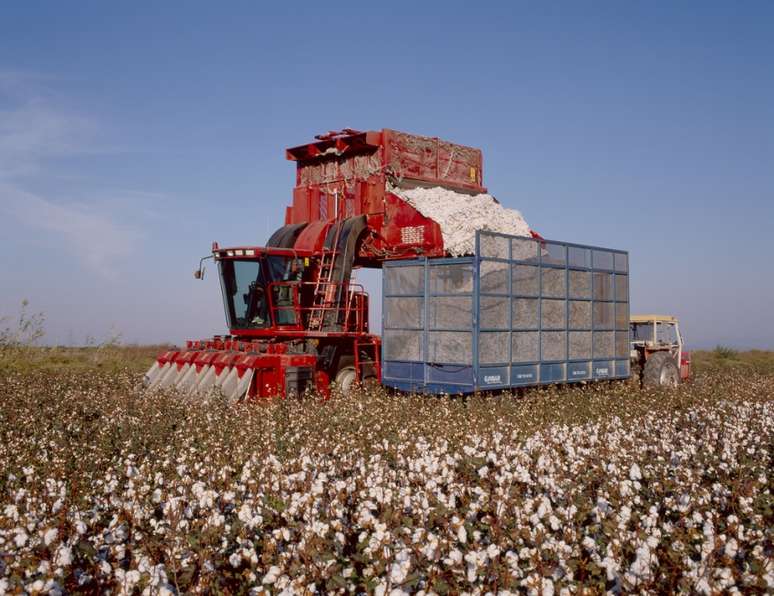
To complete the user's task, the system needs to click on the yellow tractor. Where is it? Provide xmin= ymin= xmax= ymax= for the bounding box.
xmin=630 ymin=315 xmax=691 ymax=387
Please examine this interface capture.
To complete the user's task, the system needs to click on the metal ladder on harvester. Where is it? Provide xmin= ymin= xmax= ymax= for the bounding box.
xmin=354 ymin=336 xmax=381 ymax=384
xmin=307 ymin=222 xmax=343 ymax=331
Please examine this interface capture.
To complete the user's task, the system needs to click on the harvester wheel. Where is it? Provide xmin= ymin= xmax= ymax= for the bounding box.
xmin=642 ymin=352 xmax=680 ymax=388
xmin=334 ymin=356 xmax=357 ymax=394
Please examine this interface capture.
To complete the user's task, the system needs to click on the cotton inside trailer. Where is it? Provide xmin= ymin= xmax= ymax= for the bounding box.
xmin=382 ymin=231 xmax=630 ymax=394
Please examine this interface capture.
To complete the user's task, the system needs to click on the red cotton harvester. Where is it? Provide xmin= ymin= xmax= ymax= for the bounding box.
xmin=143 ymin=129 xmax=490 ymax=400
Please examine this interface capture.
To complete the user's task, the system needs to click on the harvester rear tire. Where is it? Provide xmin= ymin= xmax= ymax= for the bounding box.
xmin=642 ymin=352 xmax=680 ymax=388
xmin=334 ymin=356 xmax=357 ymax=394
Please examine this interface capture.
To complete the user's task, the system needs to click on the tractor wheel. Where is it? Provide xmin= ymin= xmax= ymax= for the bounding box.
xmin=334 ymin=356 xmax=357 ymax=394
xmin=642 ymin=352 xmax=680 ymax=388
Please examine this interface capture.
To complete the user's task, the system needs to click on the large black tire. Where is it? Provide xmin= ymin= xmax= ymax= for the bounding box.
xmin=334 ymin=356 xmax=357 ymax=394
xmin=642 ymin=352 xmax=680 ymax=388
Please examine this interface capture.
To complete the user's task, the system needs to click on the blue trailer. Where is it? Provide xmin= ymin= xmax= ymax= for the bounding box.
xmin=382 ymin=231 xmax=630 ymax=394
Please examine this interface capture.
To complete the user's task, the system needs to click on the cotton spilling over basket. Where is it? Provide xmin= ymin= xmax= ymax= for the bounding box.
xmin=392 ymin=185 xmax=532 ymax=257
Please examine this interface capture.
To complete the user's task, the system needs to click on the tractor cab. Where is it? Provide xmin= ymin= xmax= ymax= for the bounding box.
xmin=211 ymin=245 xmax=369 ymax=336
xmin=630 ymin=315 xmax=691 ymax=386
xmin=213 ymin=247 xmax=314 ymax=333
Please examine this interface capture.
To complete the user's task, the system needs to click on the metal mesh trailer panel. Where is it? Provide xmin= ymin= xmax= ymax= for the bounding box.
xmin=382 ymin=231 xmax=630 ymax=394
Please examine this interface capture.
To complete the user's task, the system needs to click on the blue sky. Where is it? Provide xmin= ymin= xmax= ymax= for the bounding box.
xmin=1 ymin=2 xmax=772 ymax=348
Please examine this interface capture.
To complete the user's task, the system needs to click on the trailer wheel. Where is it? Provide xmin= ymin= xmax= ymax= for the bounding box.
xmin=642 ymin=352 xmax=680 ymax=388
xmin=334 ymin=356 xmax=357 ymax=394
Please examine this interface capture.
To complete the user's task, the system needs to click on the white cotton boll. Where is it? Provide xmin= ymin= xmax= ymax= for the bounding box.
xmin=548 ymin=515 xmax=561 ymax=531
xmin=601 ymin=556 xmax=620 ymax=581
xmin=582 ymin=536 xmax=596 ymax=551
xmin=123 ymin=570 xmax=141 ymax=590
xmin=229 ymin=552 xmax=241 ymax=568
xmin=312 ymin=521 xmax=329 ymax=538
xmin=629 ymin=464 xmax=642 ymax=481
xmin=695 ymin=577 xmax=711 ymax=595
xmin=389 ymin=561 xmax=408 ymax=584
xmin=703 ymin=520 xmax=714 ymax=538
xmin=422 ymin=538 xmax=439 ymax=561
xmin=4 ymin=505 xmax=19 ymax=522
xmin=478 ymin=466 xmax=489 ymax=478
xmin=207 ymin=512 xmax=224 ymax=528
xmin=54 ymin=545 xmax=72 ymax=567
xmin=628 ymin=543 xmax=655 ymax=584
xmin=191 ymin=481 xmax=205 ymax=498
xmin=43 ymin=528 xmax=58 ymax=546
xmin=152 ymin=489 xmax=162 ymax=503
xmin=763 ymin=567 xmax=774 ymax=589
xmin=541 ymin=578 xmax=555 ymax=596
xmin=457 ymin=525 xmax=467 ymax=544
xmin=444 ymin=548 xmax=463 ymax=566
xmin=537 ymin=497 xmax=551 ymax=519
xmin=724 ymin=538 xmax=738 ymax=558
xmin=717 ymin=567 xmax=733 ymax=583
xmin=14 ymin=530 xmax=28 ymax=548
xmin=465 ymin=559 xmax=480 ymax=583
xmin=487 ymin=544 xmax=501 ymax=559
xmin=262 ymin=566 xmax=281 ymax=584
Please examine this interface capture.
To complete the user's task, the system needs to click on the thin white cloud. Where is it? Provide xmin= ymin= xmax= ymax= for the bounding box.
xmin=0 ymin=100 xmax=95 ymax=179
xmin=0 ymin=70 xmax=64 ymax=101
xmin=0 ymin=72 xmax=144 ymax=278
xmin=0 ymin=184 xmax=142 ymax=279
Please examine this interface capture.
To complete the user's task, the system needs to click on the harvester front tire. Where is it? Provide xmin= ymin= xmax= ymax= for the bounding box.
xmin=642 ymin=352 xmax=680 ymax=388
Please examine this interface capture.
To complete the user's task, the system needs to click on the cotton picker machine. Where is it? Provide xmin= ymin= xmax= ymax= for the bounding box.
xmin=143 ymin=129 xmax=513 ymax=400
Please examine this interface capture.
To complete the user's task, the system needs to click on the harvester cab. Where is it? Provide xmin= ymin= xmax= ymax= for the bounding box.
xmin=630 ymin=315 xmax=691 ymax=387
xmin=215 ymin=247 xmax=312 ymax=331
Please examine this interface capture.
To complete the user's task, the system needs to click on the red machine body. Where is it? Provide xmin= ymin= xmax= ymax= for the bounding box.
xmin=286 ymin=128 xmax=486 ymax=263
xmin=145 ymin=129 xmax=488 ymax=399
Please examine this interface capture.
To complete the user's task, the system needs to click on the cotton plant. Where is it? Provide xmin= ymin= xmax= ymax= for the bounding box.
xmin=0 ymin=370 xmax=771 ymax=593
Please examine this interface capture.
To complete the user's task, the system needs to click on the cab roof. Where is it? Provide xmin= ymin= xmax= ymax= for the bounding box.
xmin=212 ymin=246 xmax=315 ymax=259
xmin=630 ymin=314 xmax=678 ymax=323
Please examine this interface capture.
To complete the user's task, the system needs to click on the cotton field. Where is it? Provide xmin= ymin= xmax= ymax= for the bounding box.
xmin=0 ymin=369 xmax=772 ymax=594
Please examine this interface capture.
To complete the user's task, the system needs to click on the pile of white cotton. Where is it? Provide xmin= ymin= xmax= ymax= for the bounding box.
xmin=392 ymin=185 xmax=532 ymax=256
